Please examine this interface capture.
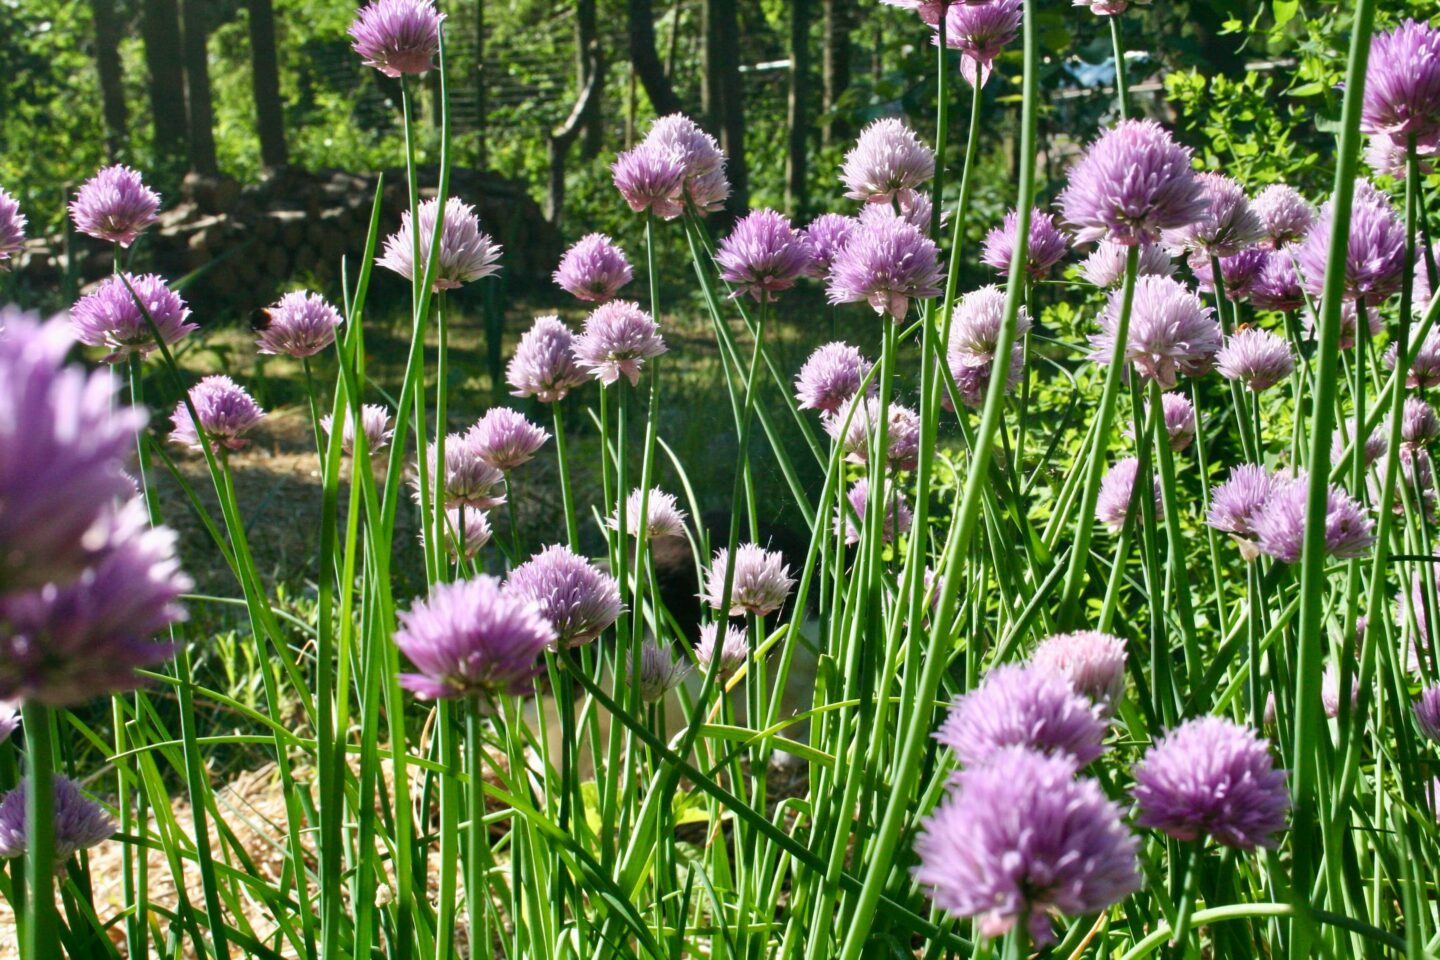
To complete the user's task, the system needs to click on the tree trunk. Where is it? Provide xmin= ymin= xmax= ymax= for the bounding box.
xmin=140 ymin=0 xmax=188 ymax=173
xmin=707 ymin=0 xmax=746 ymax=212
xmin=91 ymin=0 xmax=128 ymax=160
xmin=701 ymin=0 xmax=721 ymax=131
xmin=548 ymin=43 xmax=604 ymax=230
xmin=577 ymin=0 xmax=602 ymax=157
xmin=475 ymin=0 xmax=488 ymax=169
xmin=786 ymin=0 xmax=812 ymax=215
xmin=248 ymin=0 xmax=288 ymax=168
xmin=821 ymin=0 xmax=851 ymax=146
xmin=181 ymin=0 xmax=218 ymax=174
xmin=628 ymin=0 xmax=684 ymax=117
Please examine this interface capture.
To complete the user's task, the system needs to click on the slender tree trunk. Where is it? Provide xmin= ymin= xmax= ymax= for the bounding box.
xmin=475 ymin=0 xmax=487 ymax=168
xmin=248 ymin=0 xmax=288 ymax=168
xmin=786 ymin=0 xmax=813 ymax=215
xmin=821 ymin=0 xmax=851 ymax=146
xmin=701 ymin=0 xmax=722 ymax=131
xmin=708 ymin=0 xmax=746 ymax=212
xmin=577 ymin=0 xmax=602 ymax=157
xmin=181 ymin=0 xmax=218 ymax=174
xmin=140 ymin=0 xmax=188 ymax=173
xmin=628 ymin=0 xmax=684 ymax=117
xmin=91 ymin=0 xmax=128 ymax=160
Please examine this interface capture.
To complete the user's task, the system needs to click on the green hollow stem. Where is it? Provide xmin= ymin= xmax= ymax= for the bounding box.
xmin=551 ymin=404 xmax=580 ymax=551
xmin=1110 ymin=15 xmax=1130 ymax=120
xmin=835 ymin=4 xmax=1039 ymax=957
xmin=1289 ymin=0 xmax=1376 ymax=920
xmin=1058 ymin=245 xmax=1140 ymax=625
xmin=20 ymin=702 xmax=56 ymax=960
xmin=466 ymin=703 xmax=491 ymax=959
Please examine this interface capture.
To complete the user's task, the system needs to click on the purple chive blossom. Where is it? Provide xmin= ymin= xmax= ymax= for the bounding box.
xmin=415 ymin=434 xmax=506 ymax=509
xmin=1073 ymin=0 xmax=1150 ymax=15
xmin=1090 ymin=275 xmax=1221 ymax=390
xmin=553 ymin=233 xmax=633 ymax=303
xmin=1406 ymin=398 xmax=1440 ymax=446
xmin=1333 ymin=417 xmax=1387 ymax=470
xmin=1216 ymin=327 xmax=1295 ymax=392
xmin=1253 ymin=475 xmax=1374 ymax=564
xmin=393 ymin=575 xmax=554 ymax=700
xmin=638 ymin=641 xmax=690 ymax=702
xmin=467 ymin=407 xmax=549 ymax=472
xmin=320 ymin=404 xmax=393 ymax=457
xmin=1252 ymin=185 xmax=1316 ymax=248
xmin=1156 ymin=392 xmax=1196 ymax=451
xmin=507 ymin=315 xmax=588 ymax=403
xmin=0 ymin=703 xmax=15 ymax=745
xmin=879 ymin=0 xmax=952 ymax=26
xmin=1322 ymin=662 xmax=1360 ymax=719
xmin=609 ymin=488 xmax=688 ymax=540
xmin=1133 ymin=716 xmax=1290 ymax=849
xmin=936 ymin=663 xmax=1108 ymax=768
xmin=835 ymin=478 xmax=913 ymax=546
xmin=1414 ymin=685 xmax=1440 ymax=742
xmin=715 ymin=208 xmax=815 ymax=302
xmin=840 ymin=118 xmax=935 ymax=205
xmin=0 ymin=775 xmax=115 ymax=867
xmin=804 ymin=214 xmax=858 ymax=277
xmin=1031 ymin=631 xmax=1128 ymax=712
xmin=1306 ymin=300 xmax=1381 ymax=351
xmin=432 ymin=506 xmax=491 ymax=561
xmin=1096 ymin=457 xmax=1162 ymax=533
xmin=824 ymin=396 xmax=921 ymax=470
xmin=377 ymin=196 xmax=502 ymax=292
xmin=0 ymin=311 xmax=145 ymax=591
xmin=1400 ymin=445 xmax=1438 ymax=517
xmin=981 ymin=208 xmax=1068 ymax=279
xmin=611 ymin=143 xmax=687 ymax=220
xmin=702 ymin=544 xmax=795 ymax=618
xmin=0 ymin=499 xmax=190 ymax=705
xmin=696 ymin=622 xmax=749 ymax=678
xmin=948 ymin=285 xmax=1032 ymax=365
xmin=1058 ymin=120 xmax=1209 ymax=246
xmin=1414 ymin=256 xmax=1435 ymax=317
xmin=946 ymin=343 xmax=1025 ymax=409
xmin=1250 ymin=249 xmax=1306 ymax=311
xmin=1401 ymin=568 xmax=1440 ymax=676
xmin=856 ymin=192 xmax=936 ymax=233
xmin=71 ymin=273 xmax=195 ymax=363
xmin=255 ymin=290 xmax=341 ymax=358
xmin=1364 ymin=134 xmax=1437 ymax=178
xmin=1207 ymin=464 xmax=1279 ymax=537
xmin=1080 ymin=240 xmax=1176 ymax=287
xmin=914 ymin=747 xmax=1140 ymax=947
xmin=573 ymin=300 xmax=667 ymax=387
xmin=348 ymin=0 xmax=443 ymax=77
xmin=0 ymin=188 xmax=26 ymax=267
xmin=169 ymin=375 xmax=266 ymax=453
xmin=795 ymin=341 xmax=871 ymax=414
xmin=69 ymin=165 xmax=160 ymax=247
xmin=643 ymin=114 xmax=730 ymax=213
xmin=1162 ymin=173 xmax=1265 ymax=257
xmin=1192 ymin=248 xmax=1270 ymax=301
xmin=938 ymin=0 xmax=1023 ymax=88
xmin=1295 ymin=184 xmax=1407 ymax=303
xmin=1362 ymin=21 xmax=1440 ymax=152
xmin=507 ymin=545 xmax=623 ymax=649
xmin=827 ymin=216 xmax=943 ymax=320
xmin=1405 ymin=329 xmax=1440 ymax=388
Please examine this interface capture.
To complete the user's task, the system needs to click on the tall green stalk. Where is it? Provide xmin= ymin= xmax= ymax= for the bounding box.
xmin=19 ymin=701 xmax=56 ymax=960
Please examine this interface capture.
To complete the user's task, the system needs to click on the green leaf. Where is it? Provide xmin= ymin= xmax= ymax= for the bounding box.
xmin=1273 ymin=0 xmax=1299 ymax=28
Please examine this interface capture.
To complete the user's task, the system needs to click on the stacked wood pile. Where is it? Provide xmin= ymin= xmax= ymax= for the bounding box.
xmin=18 ymin=166 xmax=561 ymax=312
